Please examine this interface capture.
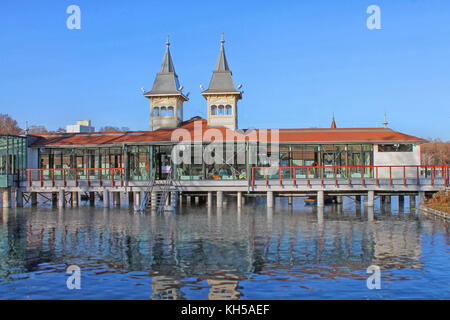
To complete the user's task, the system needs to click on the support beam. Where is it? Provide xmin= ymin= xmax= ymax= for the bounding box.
xmin=113 ymin=192 xmax=120 ymax=207
xmin=398 ymin=195 xmax=405 ymax=208
xmin=58 ymin=190 xmax=65 ymax=208
xmin=207 ymin=192 xmax=213 ymax=208
xmin=367 ymin=190 xmax=374 ymax=207
xmin=237 ymin=192 xmax=242 ymax=208
xmin=2 ymin=189 xmax=11 ymax=208
xmin=31 ymin=192 xmax=38 ymax=207
xmin=51 ymin=192 xmax=58 ymax=206
xmin=267 ymin=191 xmax=274 ymax=208
xmin=16 ymin=189 xmax=23 ymax=208
xmin=217 ymin=191 xmax=223 ymax=208
xmin=410 ymin=195 xmax=416 ymax=208
xmin=317 ymin=191 xmax=324 ymax=208
xmin=103 ymin=190 xmax=110 ymax=208
xmin=72 ymin=192 xmax=79 ymax=206
xmin=89 ymin=192 xmax=95 ymax=206
xmin=419 ymin=191 xmax=426 ymax=204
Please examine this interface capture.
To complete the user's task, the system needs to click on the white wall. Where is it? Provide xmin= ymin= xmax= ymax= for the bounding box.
xmin=373 ymin=144 xmax=421 ymax=178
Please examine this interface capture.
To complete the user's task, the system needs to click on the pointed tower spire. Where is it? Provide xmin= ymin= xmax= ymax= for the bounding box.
xmin=331 ymin=113 xmax=337 ymax=129
xmin=159 ymin=34 xmax=175 ymax=73
xmin=144 ymin=37 xmax=188 ymax=131
xmin=204 ymin=33 xmax=239 ymax=93
xmin=202 ymin=35 xmax=242 ymax=131
xmin=145 ymin=36 xmax=186 ymax=96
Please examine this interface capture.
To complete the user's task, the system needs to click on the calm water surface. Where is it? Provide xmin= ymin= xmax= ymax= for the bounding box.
xmin=0 ymin=197 xmax=448 ymax=299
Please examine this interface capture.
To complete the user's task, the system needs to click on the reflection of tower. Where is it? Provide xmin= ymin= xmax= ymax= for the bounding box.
xmin=151 ymin=275 xmax=184 ymax=300
xmin=207 ymin=278 xmax=241 ymax=300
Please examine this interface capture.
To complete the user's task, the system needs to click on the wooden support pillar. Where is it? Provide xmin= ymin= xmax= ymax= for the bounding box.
xmin=195 ymin=196 xmax=199 ymax=205
xmin=386 ymin=195 xmax=391 ymax=203
xmin=103 ymin=190 xmax=110 ymax=208
xmin=207 ymin=192 xmax=212 ymax=208
xmin=419 ymin=191 xmax=426 ymax=203
xmin=2 ymin=189 xmax=11 ymax=208
xmin=89 ymin=192 xmax=95 ymax=206
xmin=336 ymin=196 xmax=343 ymax=204
xmin=217 ymin=191 xmax=223 ymax=208
xmin=186 ymin=196 xmax=191 ymax=206
xmin=367 ymin=206 xmax=374 ymax=221
xmin=133 ymin=191 xmax=140 ymax=211
xmin=113 ymin=192 xmax=120 ymax=207
xmin=16 ymin=188 xmax=23 ymax=208
xmin=72 ymin=192 xmax=78 ymax=206
xmin=267 ymin=191 xmax=274 ymax=208
xmin=58 ymin=190 xmax=65 ymax=208
xmin=317 ymin=190 xmax=324 ymax=208
xmin=31 ymin=192 xmax=38 ymax=207
xmin=237 ymin=192 xmax=242 ymax=208
xmin=288 ymin=196 xmax=293 ymax=206
xmin=128 ymin=192 xmax=134 ymax=205
xmin=367 ymin=191 xmax=375 ymax=207
xmin=410 ymin=195 xmax=416 ymax=208
xmin=51 ymin=192 xmax=58 ymax=206
xmin=355 ymin=195 xmax=361 ymax=203
xmin=398 ymin=195 xmax=405 ymax=208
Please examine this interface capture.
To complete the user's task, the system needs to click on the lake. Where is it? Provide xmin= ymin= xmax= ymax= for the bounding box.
xmin=0 ymin=196 xmax=448 ymax=299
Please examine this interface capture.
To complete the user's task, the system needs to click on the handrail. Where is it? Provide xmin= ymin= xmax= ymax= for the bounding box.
xmin=251 ymin=165 xmax=450 ymax=188
xmin=24 ymin=168 xmax=124 ymax=187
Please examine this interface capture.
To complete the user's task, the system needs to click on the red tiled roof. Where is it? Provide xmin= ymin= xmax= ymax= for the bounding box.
xmin=30 ymin=117 xmax=426 ymax=147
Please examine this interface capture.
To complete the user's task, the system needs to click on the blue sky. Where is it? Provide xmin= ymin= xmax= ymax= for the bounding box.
xmin=1 ymin=0 xmax=449 ymax=140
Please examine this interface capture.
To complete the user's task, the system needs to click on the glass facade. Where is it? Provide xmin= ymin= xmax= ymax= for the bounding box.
xmin=36 ymin=143 xmax=374 ymax=181
xmin=0 ymin=135 xmax=27 ymax=186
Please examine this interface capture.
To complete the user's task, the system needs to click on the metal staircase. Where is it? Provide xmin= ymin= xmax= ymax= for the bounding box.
xmin=134 ymin=168 xmax=177 ymax=213
xmin=155 ymin=167 xmax=176 ymax=214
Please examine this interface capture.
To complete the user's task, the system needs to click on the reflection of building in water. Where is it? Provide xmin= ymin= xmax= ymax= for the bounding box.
xmin=207 ymin=273 xmax=242 ymax=300
xmin=208 ymin=279 xmax=241 ymax=300
xmin=371 ymin=221 xmax=422 ymax=268
xmin=151 ymin=275 xmax=184 ymax=300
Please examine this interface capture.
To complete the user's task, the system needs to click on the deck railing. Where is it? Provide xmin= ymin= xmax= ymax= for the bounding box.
xmin=251 ymin=165 xmax=450 ymax=188
xmin=25 ymin=168 xmax=124 ymax=187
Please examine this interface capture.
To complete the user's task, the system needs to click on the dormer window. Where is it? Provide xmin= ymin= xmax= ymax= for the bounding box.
xmin=160 ymin=106 xmax=167 ymax=117
xmin=225 ymin=105 xmax=232 ymax=115
xmin=211 ymin=105 xmax=217 ymax=115
xmin=153 ymin=107 xmax=159 ymax=117
xmin=218 ymin=105 xmax=224 ymax=115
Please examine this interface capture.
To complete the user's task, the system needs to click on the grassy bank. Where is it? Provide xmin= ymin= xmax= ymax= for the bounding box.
xmin=425 ymin=190 xmax=450 ymax=214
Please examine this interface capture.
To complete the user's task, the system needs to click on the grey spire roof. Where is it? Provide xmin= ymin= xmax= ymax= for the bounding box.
xmin=204 ymin=34 xmax=240 ymax=94
xmin=145 ymin=37 xmax=186 ymax=99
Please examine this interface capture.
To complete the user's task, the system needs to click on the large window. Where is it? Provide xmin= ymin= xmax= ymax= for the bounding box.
xmin=378 ymin=144 xmax=413 ymax=152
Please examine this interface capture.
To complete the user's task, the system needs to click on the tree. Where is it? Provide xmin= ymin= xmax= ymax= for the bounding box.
xmin=421 ymin=139 xmax=450 ymax=165
xmin=0 ymin=114 xmax=22 ymax=135
xmin=99 ymin=126 xmax=130 ymax=132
